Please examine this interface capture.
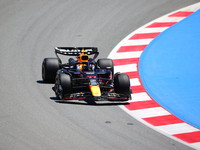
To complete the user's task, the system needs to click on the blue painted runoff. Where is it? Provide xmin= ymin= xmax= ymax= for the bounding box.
xmin=139 ymin=9 xmax=200 ymax=129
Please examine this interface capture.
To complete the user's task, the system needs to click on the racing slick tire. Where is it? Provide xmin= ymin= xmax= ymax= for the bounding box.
xmin=114 ymin=74 xmax=131 ymax=97
xmin=42 ymin=58 xmax=60 ymax=83
xmin=97 ymin=58 xmax=114 ymax=77
xmin=55 ymin=73 xmax=72 ymax=100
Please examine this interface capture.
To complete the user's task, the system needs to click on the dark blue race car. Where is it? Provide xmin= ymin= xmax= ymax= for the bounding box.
xmin=42 ymin=47 xmax=131 ymax=101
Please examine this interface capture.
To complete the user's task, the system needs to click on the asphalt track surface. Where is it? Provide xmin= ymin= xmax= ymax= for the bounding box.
xmin=0 ymin=1 xmax=199 ymax=150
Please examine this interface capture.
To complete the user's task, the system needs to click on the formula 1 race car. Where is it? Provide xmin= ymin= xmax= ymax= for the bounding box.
xmin=42 ymin=47 xmax=131 ymax=101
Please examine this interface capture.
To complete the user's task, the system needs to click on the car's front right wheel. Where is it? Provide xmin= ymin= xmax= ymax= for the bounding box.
xmin=114 ymin=74 xmax=131 ymax=98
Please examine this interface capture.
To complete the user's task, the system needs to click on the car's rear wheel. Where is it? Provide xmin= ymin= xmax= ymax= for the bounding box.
xmin=42 ymin=58 xmax=60 ymax=83
xmin=97 ymin=58 xmax=114 ymax=77
xmin=114 ymin=74 xmax=131 ymax=97
xmin=55 ymin=73 xmax=72 ymax=100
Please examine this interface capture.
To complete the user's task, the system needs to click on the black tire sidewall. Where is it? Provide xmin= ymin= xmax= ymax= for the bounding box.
xmin=57 ymin=73 xmax=72 ymax=99
xmin=42 ymin=58 xmax=60 ymax=83
xmin=114 ymin=74 xmax=130 ymax=96
xmin=97 ymin=58 xmax=114 ymax=77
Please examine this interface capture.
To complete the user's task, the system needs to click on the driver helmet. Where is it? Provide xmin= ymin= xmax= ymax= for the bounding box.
xmin=78 ymin=49 xmax=89 ymax=63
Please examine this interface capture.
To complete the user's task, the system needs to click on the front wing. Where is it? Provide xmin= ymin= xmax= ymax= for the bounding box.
xmin=62 ymin=92 xmax=130 ymax=101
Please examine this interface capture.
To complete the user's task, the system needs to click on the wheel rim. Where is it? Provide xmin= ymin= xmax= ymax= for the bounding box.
xmin=55 ymin=77 xmax=63 ymax=100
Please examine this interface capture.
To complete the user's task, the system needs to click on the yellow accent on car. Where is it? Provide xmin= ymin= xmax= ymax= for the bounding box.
xmin=90 ymin=85 xmax=101 ymax=96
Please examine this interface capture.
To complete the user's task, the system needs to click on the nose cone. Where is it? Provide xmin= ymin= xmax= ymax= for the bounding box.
xmin=90 ymin=85 xmax=101 ymax=96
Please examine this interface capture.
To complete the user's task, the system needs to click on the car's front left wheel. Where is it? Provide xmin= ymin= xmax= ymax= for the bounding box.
xmin=55 ymin=73 xmax=72 ymax=100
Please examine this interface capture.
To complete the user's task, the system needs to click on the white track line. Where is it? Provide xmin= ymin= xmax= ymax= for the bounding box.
xmin=130 ymin=92 xmax=152 ymax=102
xmin=109 ymin=51 xmax=142 ymax=59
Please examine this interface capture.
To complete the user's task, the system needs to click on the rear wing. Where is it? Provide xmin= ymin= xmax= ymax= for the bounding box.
xmin=55 ymin=47 xmax=99 ymax=64
xmin=55 ymin=47 xmax=99 ymax=57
